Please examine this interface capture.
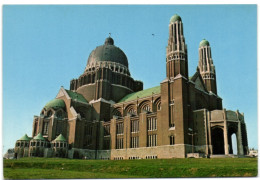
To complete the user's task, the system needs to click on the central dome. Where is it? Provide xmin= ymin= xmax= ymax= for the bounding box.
xmin=86 ymin=37 xmax=128 ymax=68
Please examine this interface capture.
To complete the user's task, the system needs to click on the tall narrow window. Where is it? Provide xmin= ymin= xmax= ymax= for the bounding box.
xmin=116 ymin=123 xmax=124 ymax=134
xmin=147 ymin=134 xmax=157 ymax=147
xmin=170 ymin=136 xmax=175 ymax=145
xmin=56 ymin=121 xmax=62 ymax=136
xmin=33 ymin=121 xmax=38 ymax=136
xmin=116 ymin=138 xmax=123 ymax=149
xmin=131 ymin=120 xmax=139 ymax=133
xmin=147 ymin=117 xmax=157 ymax=131
xmin=131 ymin=136 xmax=139 ymax=148
xmin=43 ymin=122 xmax=49 ymax=135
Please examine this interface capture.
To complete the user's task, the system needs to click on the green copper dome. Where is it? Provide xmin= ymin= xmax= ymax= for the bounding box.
xmin=33 ymin=133 xmax=45 ymax=141
xmin=54 ymin=134 xmax=67 ymax=141
xmin=44 ymin=99 xmax=65 ymax=110
xmin=170 ymin=14 xmax=182 ymax=23
xmin=199 ymin=39 xmax=210 ymax=47
xmin=18 ymin=134 xmax=31 ymax=141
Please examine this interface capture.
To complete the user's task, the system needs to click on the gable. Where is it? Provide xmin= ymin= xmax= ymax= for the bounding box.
xmin=190 ymin=71 xmax=208 ymax=93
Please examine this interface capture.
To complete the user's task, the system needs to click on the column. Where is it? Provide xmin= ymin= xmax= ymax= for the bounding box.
xmin=223 ymin=109 xmax=229 ymax=155
xmin=237 ymin=122 xmax=244 ymax=155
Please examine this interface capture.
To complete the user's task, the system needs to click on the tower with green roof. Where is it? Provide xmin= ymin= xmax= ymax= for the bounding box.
xmin=161 ymin=13 xmax=190 ymax=148
xmin=198 ymin=39 xmax=217 ymax=94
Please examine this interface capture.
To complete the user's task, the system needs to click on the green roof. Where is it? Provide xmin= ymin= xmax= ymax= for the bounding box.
xmin=19 ymin=134 xmax=31 ymax=141
xmin=118 ymin=86 xmax=160 ymax=103
xmin=33 ymin=133 xmax=45 ymax=141
xmin=44 ymin=99 xmax=65 ymax=110
xmin=199 ymin=39 xmax=210 ymax=47
xmin=65 ymin=90 xmax=88 ymax=103
xmin=170 ymin=14 xmax=182 ymax=23
xmin=54 ymin=134 xmax=67 ymax=141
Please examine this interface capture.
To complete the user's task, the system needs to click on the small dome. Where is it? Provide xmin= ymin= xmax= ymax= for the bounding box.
xmin=54 ymin=134 xmax=67 ymax=141
xmin=170 ymin=14 xmax=182 ymax=23
xmin=199 ymin=39 xmax=210 ymax=47
xmin=104 ymin=37 xmax=114 ymax=45
xmin=18 ymin=134 xmax=31 ymax=141
xmin=44 ymin=99 xmax=65 ymax=110
xmin=33 ymin=133 xmax=45 ymax=141
xmin=86 ymin=37 xmax=128 ymax=68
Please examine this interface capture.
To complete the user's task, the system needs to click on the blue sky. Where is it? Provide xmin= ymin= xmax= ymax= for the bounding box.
xmin=3 ymin=5 xmax=257 ymax=154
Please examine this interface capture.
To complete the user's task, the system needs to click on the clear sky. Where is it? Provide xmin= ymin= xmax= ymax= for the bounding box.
xmin=3 ymin=5 xmax=257 ymax=154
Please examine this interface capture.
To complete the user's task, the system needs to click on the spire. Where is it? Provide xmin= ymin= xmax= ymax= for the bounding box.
xmin=198 ymin=39 xmax=217 ymax=94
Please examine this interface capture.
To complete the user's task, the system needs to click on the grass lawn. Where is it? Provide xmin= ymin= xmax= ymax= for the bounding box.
xmin=3 ymin=157 xmax=258 ymax=179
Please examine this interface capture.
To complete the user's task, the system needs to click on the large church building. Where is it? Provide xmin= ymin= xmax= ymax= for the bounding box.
xmin=14 ymin=14 xmax=249 ymax=159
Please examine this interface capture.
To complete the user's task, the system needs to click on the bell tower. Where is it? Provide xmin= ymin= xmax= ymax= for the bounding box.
xmin=198 ymin=39 xmax=217 ymax=94
xmin=160 ymin=14 xmax=190 ymax=153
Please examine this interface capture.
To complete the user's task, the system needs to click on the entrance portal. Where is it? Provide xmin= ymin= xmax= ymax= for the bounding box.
xmin=211 ymin=127 xmax=224 ymax=154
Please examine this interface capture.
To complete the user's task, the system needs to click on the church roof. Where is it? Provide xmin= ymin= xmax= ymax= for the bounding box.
xmin=44 ymin=99 xmax=66 ymax=110
xmin=18 ymin=134 xmax=32 ymax=141
xmin=86 ymin=37 xmax=129 ymax=68
xmin=54 ymin=134 xmax=67 ymax=141
xmin=33 ymin=133 xmax=45 ymax=141
xmin=65 ymin=90 xmax=88 ymax=103
xmin=118 ymin=86 xmax=160 ymax=103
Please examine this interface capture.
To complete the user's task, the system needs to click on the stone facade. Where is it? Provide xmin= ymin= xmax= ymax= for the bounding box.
xmin=14 ymin=14 xmax=248 ymax=159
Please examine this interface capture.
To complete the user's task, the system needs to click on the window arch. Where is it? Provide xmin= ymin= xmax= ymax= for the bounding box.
xmin=47 ymin=110 xmax=53 ymax=117
xmin=139 ymin=100 xmax=151 ymax=113
xmin=125 ymin=104 xmax=136 ymax=116
xmin=112 ymin=108 xmax=122 ymax=117
xmin=154 ymin=97 xmax=161 ymax=111
xmin=142 ymin=104 xmax=151 ymax=112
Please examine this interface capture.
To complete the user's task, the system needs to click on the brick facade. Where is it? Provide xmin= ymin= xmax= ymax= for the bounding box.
xmin=14 ymin=14 xmax=248 ymax=159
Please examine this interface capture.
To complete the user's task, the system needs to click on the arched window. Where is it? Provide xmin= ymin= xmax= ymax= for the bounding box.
xmin=128 ymin=108 xmax=136 ymax=115
xmin=157 ymin=102 xmax=161 ymax=111
xmin=142 ymin=104 xmax=151 ymax=112
xmin=47 ymin=110 xmax=52 ymax=117
xmin=43 ymin=121 xmax=49 ymax=135
xmin=112 ymin=108 xmax=122 ymax=117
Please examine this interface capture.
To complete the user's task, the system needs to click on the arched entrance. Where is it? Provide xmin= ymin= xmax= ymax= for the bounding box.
xmin=228 ymin=124 xmax=238 ymax=155
xmin=211 ymin=127 xmax=224 ymax=154
xmin=231 ymin=134 xmax=237 ymax=154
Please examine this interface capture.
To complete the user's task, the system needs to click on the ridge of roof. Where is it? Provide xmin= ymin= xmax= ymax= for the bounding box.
xmin=118 ymin=86 xmax=160 ymax=103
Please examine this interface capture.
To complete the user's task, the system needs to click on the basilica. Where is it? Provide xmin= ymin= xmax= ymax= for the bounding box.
xmin=14 ymin=14 xmax=249 ymax=159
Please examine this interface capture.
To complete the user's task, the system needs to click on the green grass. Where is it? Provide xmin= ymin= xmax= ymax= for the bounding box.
xmin=3 ymin=157 xmax=258 ymax=179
